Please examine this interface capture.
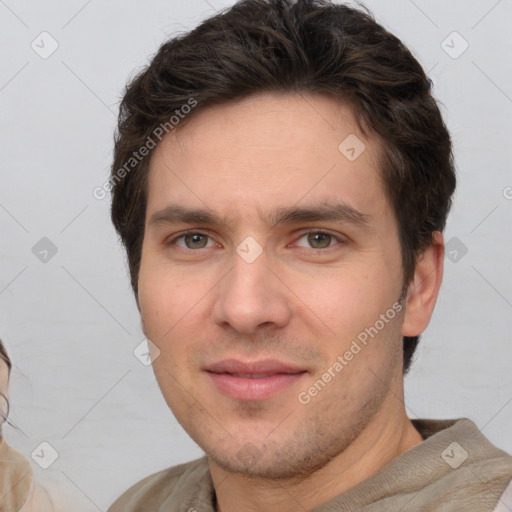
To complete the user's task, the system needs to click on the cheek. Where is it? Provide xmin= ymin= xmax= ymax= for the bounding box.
xmin=288 ymin=261 xmax=390 ymax=337
xmin=138 ymin=262 xmax=212 ymax=373
xmin=138 ymin=262 xmax=185 ymax=339
xmin=138 ymin=270 xmax=195 ymax=392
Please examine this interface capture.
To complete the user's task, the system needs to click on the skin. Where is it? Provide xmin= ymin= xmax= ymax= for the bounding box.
xmin=138 ymin=92 xmax=444 ymax=512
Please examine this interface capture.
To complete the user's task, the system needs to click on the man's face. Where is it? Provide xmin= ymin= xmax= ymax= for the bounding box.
xmin=138 ymin=93 xmax=407 ymax=478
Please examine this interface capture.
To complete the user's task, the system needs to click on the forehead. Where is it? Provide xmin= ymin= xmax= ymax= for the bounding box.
xmin=146 ymin=92 xmax=388 ymax=223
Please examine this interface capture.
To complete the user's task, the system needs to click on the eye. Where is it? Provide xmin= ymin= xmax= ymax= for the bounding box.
xmin=295 ymin=231 xmax=341 ymax=249
xmin=173 ymin=232 xmax=215 ymax=249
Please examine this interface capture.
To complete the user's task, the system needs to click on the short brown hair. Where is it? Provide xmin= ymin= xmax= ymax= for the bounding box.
xmin=110 ymin=0 xmax=456 ymax=374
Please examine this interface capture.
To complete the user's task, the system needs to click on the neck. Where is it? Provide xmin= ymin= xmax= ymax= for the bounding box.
xmin=210 ymin=401 xmax=423 ymax=512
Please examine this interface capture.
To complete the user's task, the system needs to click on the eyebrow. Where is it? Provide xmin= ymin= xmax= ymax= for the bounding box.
xmin=148 ymin=202 xmax=371 ymax=229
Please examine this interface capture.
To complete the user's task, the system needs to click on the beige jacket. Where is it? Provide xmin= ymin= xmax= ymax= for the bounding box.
xmin=108 ymin=418 xmax=512 ymax=512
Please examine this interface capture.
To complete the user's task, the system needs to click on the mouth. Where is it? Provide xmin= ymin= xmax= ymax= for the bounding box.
xmin=214 ymin=373 xmax=292 ymax=378
xmin=204 ymin=359 xmax=307 ymax=401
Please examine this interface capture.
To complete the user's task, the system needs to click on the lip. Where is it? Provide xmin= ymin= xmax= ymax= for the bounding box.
xmin=205 ymin=358 xmax=304 ymax=375
xmin=204 ymin=358 xmax=307 ymax=401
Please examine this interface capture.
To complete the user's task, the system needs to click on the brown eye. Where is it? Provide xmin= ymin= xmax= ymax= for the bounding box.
xmin=307 ymin=232 xmax=333 ymax=249
xmin=294 ymin=231 xmax=342 ymax=250
xmin=183 ymin=233 xmax=209 ymax=249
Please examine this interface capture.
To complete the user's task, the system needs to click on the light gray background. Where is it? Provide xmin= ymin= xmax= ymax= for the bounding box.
xmin=1 ymin=0 xmax=511 ymax=510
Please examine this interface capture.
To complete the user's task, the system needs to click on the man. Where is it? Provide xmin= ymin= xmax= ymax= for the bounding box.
xmin=107 ymin=1 xmax=512 ymax=510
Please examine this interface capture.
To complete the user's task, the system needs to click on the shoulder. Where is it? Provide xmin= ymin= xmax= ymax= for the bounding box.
xmin=413 ymin=418 xmax=512 ymax=511
xmin=19 ymin=481 xmax=57 ymax=512
xmin=0 ymin=439 xmax=33 ymax=511
xmin=107 ymin=457 xmax=213 ymax=512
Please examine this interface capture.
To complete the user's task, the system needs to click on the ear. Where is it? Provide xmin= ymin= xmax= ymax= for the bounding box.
xmin=402 ymin=231 xmax=444 ymax=337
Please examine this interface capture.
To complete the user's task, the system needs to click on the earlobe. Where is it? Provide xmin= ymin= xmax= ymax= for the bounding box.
xmin=402 ymin=231 xmax=444 ymax=337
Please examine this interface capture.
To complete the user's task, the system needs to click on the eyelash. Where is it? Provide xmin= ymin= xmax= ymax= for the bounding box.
xmin=166 ymin=229 xmax=345 ymax=251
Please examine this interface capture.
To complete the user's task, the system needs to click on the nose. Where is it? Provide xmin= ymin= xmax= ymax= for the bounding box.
xmin=212 ymin=250 xmax=292 ymax=335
